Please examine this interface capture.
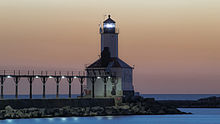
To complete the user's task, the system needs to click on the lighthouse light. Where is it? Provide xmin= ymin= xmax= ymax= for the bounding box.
xmin=104 ymin=23 xmax=115 ymax=28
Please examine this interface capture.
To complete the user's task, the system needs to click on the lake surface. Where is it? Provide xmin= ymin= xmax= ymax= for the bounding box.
xmin=1 ymin=108 xmax=220 ymax=124
xmin=141 ymin=94 xmax=220 ymax=100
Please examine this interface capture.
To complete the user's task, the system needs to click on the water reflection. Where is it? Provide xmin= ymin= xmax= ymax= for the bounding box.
xmin=95 ymin=116 xmax=103 ymax=120
xmin=72 ymin=117 xmax=79 ymax=121
xmin=47 ymin=118 xmax=54 ymax=122
xmin=60 ymin=117 xmax=67 ymax=122
xmin=6 ymin=119 xmax=13 ymax=123
xmin=34 ymin=118 xmax=41 ymax=122
xmin=106 ymin=116 xmax=113 ymax=120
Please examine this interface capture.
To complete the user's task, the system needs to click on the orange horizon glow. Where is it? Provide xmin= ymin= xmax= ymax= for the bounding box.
xmin=0 ymin=0 xmax=220 ymax=94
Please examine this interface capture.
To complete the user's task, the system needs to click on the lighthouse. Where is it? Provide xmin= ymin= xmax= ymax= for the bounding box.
xmin=85 ymin=15 xmax=134 ymax=98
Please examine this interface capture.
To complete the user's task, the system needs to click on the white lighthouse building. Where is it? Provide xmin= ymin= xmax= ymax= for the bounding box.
xmin=85 ymin=15 xmax=134 ymax=98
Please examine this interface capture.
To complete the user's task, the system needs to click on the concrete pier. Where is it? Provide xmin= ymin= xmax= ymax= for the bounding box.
xmin=0 ymin=98 xmax=115 ymax=110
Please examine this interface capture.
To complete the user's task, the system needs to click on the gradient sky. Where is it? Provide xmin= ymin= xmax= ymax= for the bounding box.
xmin=0 ymin=0 xmax=220 ymax=94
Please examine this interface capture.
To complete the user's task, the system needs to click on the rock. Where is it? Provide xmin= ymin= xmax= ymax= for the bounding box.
xmin=90 ymin=106 xmax=105 ymax=116
xmin=0 ymin=110 xmax=6 ymax=115
xmin=62 ymin=106 xmax=71 ymax=114
xmin=89 ymin=111 xmax=98 ymax=116
xmin=70 ymin=110 xmax=78 ymax=116
xmin=58 ymin=108 xmax=64 ymax=115
xmin=4 ymin=106 xmax=15 ymax=118
xmin=146 ymin=108 xmax=153 ymax=114
xmin=112 ymin=106 xmax=118 ymax=110
xmin=91 ymin=106 xmax=103 ymax=111
xmin=0 ymin=110 xmax=5 ymax=119
xmin=28 ymin=108 xmax=38 ymax=112
xmin=83 ymin=112 xmax=89 ymax=116
xmin=0 ymin=114 xmax=3 ymax=119
xmin=77 ymin=107 xmax=85 ymax=116
xmin=105 ymin=107 xmax=113 ymax=115
xmin=31 ymin=111 xmax=39 ymax=118
xmin=4 ymin=113 xmax=12 ymax=118
xmin=85 ymin=107 xmax=90 ymax=112
xmin=5 ymin=106 xmax=14 ymax=112
xmin=131 ymin=105 xmax=140 ymax=113
xmin=45 ymin=108 xmax=54 ymax=115
xmin=23 ymin=113 xmax=31 ymax=118
xmin=62 ymin=106 xmax=71 ymax=110
xmin=157 ymin=109 xmax=165 ymax=114
xmin=15 ymin=110 xmax=24 ymax=118
xmin=139 ymin=110 xmax=147 ymax=114
xmin=119 ymin=105 xmax=130 ymax=110
xmin=38 ymin=109 xmax=45 ymax=117
xmin=81 ymin=107 xmax=90 ymax=116
xmin=54 ymin=112 xmax=60 ymax=116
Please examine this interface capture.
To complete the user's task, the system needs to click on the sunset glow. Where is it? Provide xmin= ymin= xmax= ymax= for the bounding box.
xmin=0 ymin=0 xmax=220 ymax=94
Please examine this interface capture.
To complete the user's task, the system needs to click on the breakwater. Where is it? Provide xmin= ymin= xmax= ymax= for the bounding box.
xmin=0 ymin=97 xmax=187 ymax=120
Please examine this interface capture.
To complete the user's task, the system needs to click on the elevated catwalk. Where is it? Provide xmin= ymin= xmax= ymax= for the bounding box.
xmin=0 ymin=69 xmax=116 ymax=99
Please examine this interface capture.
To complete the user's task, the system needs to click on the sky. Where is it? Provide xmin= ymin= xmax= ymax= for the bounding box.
xmin=0 ymin=0 xmax=220 ymax=94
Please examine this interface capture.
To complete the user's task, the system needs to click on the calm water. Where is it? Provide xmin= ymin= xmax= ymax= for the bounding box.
xmin=2 ymin=94 xmax=220 ymax=100
xmin=0 ymin=108 xmax=220 ymax=124
xmin=141 ymin=94 xmax=220 ymax=100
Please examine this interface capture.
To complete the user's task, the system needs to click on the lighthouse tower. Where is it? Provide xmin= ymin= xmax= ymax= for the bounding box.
xmin=85 ymin=15 xmax=134 ymax=98
xmin=100 ymin=15 xmax=118 ymax=58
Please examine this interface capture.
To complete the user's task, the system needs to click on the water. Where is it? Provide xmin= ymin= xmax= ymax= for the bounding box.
xmin=2 ymin=94 xmax=220 ymax=100
xmin=141 ymin=94 xmax=220 ymax=100
xmin=0 ymin=108 xmax=220 ymax=124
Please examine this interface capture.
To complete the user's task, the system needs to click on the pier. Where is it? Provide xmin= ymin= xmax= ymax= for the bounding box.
xmin=0 ymin=69 xmax=116 ymax=99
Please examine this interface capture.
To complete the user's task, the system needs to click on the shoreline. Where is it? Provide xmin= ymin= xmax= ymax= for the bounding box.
xmin=2 ymin=96 xmax=219 ymax=120
xmin=0 ymin=113 xmax=191 ymax=121
xmin=158 ymin=96 xmax=220 ymax=108
xmin=0 ymin=106 xmax=188 ymax=120
xmin=0 ymin=97 xmax=189 ymax=120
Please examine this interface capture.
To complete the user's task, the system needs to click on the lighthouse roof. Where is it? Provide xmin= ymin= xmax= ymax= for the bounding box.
xmin=103 ymin=15 xmax=115 ymax=23
xmin=87 ymin=57 xmax=132 ymax=69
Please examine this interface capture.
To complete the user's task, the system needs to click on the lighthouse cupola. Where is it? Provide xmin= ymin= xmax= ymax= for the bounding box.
xmin=103 ymin=15 xmax=116 ymax=33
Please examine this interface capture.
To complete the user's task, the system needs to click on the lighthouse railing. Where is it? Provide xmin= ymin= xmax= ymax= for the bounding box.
xmin=99 ymin=28 xmax=119 ymax=34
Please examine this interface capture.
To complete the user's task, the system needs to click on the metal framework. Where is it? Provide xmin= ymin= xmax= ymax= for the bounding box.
xmin=0 ymin=70 xmax=116 ymax=99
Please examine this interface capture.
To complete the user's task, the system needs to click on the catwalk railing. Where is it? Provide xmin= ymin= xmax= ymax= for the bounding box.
xmin=0 ymin=69 xmax=117 ymax=99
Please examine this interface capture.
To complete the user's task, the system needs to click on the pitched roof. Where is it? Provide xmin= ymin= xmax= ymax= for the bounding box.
xmin=87 ymin=57 xmax=133 ymax=69
xmin=103 ymin=15 xmax=116 ymax=23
